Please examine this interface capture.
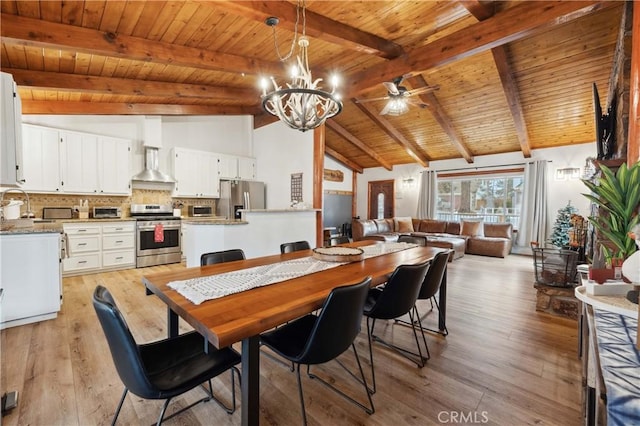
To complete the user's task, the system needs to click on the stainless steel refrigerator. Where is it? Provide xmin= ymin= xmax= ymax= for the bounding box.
xmin=217 ymin=180 xmax=266 ymax=219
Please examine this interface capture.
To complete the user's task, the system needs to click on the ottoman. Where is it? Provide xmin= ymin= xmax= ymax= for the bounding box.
xmin=425 ymin=236 xmax=466 ymax=261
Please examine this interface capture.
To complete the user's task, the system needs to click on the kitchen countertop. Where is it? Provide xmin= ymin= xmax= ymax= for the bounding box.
xmin=0 ymin=221 xmax=63 ymax=235
xmin=181 ymin=217 xmax=247 ymax=225
xmin=239 ymin=208 xmax=321 ymax=213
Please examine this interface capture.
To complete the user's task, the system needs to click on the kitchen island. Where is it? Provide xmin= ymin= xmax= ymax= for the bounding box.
xmin=181 ymin=209 xmax=318 ymax=267
xmin=0 ymin=222 xmax=63 ymax=328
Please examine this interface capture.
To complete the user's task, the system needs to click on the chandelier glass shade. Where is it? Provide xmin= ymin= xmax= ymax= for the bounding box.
xmin=260 ymin=2 xmax=342 ymax=132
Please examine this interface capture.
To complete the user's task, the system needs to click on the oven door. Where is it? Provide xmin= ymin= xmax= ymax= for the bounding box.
xmin=136 ymin=221 xmax=181 ymax=256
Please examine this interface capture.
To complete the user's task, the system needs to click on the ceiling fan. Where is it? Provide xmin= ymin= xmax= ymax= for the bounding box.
xmin=356 ymin=76 xmax=439 ymax=116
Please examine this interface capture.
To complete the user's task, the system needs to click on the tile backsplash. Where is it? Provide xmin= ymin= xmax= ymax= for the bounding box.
xmin=2 ymin=189 xmax=217 ymax=218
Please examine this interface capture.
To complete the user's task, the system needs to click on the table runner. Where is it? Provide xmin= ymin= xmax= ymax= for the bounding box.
xmin=169 ymin=242 xmax=416 ymax=304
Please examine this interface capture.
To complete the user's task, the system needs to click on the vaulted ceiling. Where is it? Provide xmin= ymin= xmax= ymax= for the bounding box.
xmin=0 ymin=1 xmax=623 ymax=172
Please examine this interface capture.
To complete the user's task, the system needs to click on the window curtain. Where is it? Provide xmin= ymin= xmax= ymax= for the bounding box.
xmin=416 ymin=170 xmax=437 ymax=219
xmin=517 ymin=161 xmax=548 ymax=247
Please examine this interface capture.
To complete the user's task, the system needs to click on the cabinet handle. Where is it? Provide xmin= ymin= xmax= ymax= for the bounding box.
xmin=115 ymin=228 xmax=123 ymax=231
xmin=77 ymin=243 xmax=87 ymax=246
xmin=115 ymin=240 xmax=123 ymax=243
xmin=78 ymin=260 xmax=87 ymax=264
xmin=78 ymin=229 xmax=86 ymax=232
xmin=115 ymin=256 xmax=123 ymax=260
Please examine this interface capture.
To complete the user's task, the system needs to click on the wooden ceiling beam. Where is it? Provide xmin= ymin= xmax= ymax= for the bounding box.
xmin=7 ymin=68 xmax=259 ymax=102
xmin=461 ymin=1 xmax=532 ymax=158
xmin=490 ymin=46 xmax=532 ymax=158
xmin=344 ymin=1 xmax=616 ymax=97
xmin=253 ymin=112 xmax=280 ymax=129
xmin=0 ymin=13 xmax=285 ymax=77
xmin=409 ymin=75 xmax=474 ymax=163
xmin=352 ymin=99 xmax=430 ymax=168
xmin=324 ymin=146 xmax=364 ymax=174
xmin=213 ymin=1 xmax=404 ymax=59
xmin=21 ymin=100 xmax=260 ymax=115
xmin=326 ymin=121 xmax=393 ymax=171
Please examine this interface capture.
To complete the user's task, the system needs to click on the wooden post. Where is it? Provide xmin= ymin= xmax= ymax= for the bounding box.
xmin=629 ymin=1 xmax=640 ymax=165
xmin=313 ymin=125 xmax=325 ymax=248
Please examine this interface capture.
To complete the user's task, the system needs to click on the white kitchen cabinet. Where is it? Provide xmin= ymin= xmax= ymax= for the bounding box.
xmin=63 ymin=223 xmax=101 ymax=274
xmin=63 ymin=221 xmax=135 ymax=275
xmin=19 ymin=125 xmax=132 ymax=195
xmin=20 ymin=124 xmax=62 ymax=192
xmin=0 ymin=71 xmax=24 ymax=187
xmin=101 ymin=222 xmax=135 ymax=269
xmin=98 ymin=136 xmax=131 ymax=195
xmin=218 ymin=154 xmax=256 ymax=180
xmin=60 ymin=131 xmax=99 ymax=193
xmin=1 ymin=232 xmax=62 ymax=329
xmin=172 ymin=147 xmax=220 ymax=198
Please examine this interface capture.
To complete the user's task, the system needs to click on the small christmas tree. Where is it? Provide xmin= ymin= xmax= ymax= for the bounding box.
xmin=549 ymin=202 xmax=578 ymax=248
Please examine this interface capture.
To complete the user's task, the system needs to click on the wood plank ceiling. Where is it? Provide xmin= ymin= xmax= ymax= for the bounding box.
xmin=0 ymin=1 xmax=624 ymax=171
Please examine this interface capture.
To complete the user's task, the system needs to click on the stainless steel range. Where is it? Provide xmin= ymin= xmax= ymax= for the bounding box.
xmin=130 ymin=204 xmax=181 ymax=268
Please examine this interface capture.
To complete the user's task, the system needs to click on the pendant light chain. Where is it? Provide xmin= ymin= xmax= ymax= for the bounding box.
xmin=271 ymin=0 xmax=303 ymax=62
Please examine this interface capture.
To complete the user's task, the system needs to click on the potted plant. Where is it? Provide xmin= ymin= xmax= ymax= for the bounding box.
xmin=582 ymin=161 xmax=640 ymax=270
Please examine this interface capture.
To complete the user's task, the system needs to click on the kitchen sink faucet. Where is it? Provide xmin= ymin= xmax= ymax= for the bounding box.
xmin=0 ymin=188 xmax=34 ymax=221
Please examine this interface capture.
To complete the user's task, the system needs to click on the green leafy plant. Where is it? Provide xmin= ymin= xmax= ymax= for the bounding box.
xmin=582 ymin=161 xmax=640 ymax=259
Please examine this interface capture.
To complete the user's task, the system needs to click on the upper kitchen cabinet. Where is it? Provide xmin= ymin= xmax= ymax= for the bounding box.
xmin=98 ymin=136 xmax=131 ymax=195
xmin=172 ymin=147 xmax=220 ymax=198
xmin=20 ymin=124 xmax=131 ymax=195
xmin=21 ymin=124 xmax=61 ymax=192
xmin=218 ymin=154 xmax=256 ymax=181
xmin=0 ymin=72 xmax=24 ymax=187
xmin=60 ymin=131 xmax=99 ymax=194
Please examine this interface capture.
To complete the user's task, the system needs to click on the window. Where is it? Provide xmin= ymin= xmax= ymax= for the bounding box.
xmin=377 ymin=193 xmax=385 ymax=219
xmin=436 ymin=173 xmax=524 ymax=229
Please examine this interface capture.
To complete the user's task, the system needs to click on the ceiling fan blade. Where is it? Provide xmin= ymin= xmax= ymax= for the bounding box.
xmin=379 ymin=102 xmax=393 ymax=115
xmin=406 ymin=85 xmax=440 ymax=97
xmin=355 ymin=95 xmax=391 ymax=103
xmin=383 ymin=81 xmax=400 ymax=95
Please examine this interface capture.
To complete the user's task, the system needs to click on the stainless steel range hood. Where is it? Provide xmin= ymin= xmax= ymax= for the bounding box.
xmin=131 ymin=147 xmax=175 ymax=183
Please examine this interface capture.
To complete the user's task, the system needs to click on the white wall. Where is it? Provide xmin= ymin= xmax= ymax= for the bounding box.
xmin=357 ymin=143 xmax=596 ymax=240
xmin=253 ymin=121 xmax=314 ymax=209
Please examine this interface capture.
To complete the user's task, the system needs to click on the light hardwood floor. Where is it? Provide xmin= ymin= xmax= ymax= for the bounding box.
xmin=1 ymin=253 xmax=582 ymax=425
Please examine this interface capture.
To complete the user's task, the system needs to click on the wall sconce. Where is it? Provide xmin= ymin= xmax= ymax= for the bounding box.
xmin=555 ymin=167 xmax=581 ymax=181
xmin=402 ymin=177 xmax=416 ymax=188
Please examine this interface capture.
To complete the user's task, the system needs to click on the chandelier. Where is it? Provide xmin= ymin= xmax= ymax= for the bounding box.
xmin=260 ymin=1 xmax=342 ymax=132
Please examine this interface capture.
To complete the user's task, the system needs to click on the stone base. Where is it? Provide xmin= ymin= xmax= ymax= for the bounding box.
xmin=534 ymin=283 xmax=579 ymax=320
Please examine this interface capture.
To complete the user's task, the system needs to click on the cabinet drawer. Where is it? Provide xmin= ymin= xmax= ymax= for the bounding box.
xmin=68 ymin=236 xmax=100 ymax=253
xmin=102 ymin=250 xmax=135 ymax=268
xmin=102 ymin=222 xmax=135 ymax=234
xmin=102 ymin=234 xmax=134 ymax=250
xmin=63 ymin=253 xmax=100 ymax=272
xmin=64 ymin=224 xmax=101 ymax=235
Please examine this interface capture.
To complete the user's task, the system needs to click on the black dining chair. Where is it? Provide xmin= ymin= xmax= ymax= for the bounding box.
xmin=280 ymin=240 xmax=311 ymax=254
xmin=398 ymin=249 xmax=451 ymax=337
xmin=397 ymin=235 xmax=428 ymax=246
xmin=260 ymin=277 xmax=374 ymax=425
xmin=363 ymin=261 xmax=430 ymax=394
xmin=92 ymin=285 xmax=241 ymax=425
xmin=200 ymin=248 xmax=245 ymax=266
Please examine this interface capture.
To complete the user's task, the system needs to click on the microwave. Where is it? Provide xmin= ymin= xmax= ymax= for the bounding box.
xmin=188 ymin=205 xmax=213 ymax=217
xmin=93 ymin=206 xmax=122 ymax=219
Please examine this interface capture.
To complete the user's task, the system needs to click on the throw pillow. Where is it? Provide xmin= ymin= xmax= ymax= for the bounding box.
xmin=461 ymin=220 xmax=484 ymax=237
xmin=394 ymin=217 xmax=414 ymax=232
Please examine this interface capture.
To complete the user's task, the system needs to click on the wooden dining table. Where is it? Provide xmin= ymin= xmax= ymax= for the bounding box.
xmin=142 ymin=241 xmax=448 ymax=426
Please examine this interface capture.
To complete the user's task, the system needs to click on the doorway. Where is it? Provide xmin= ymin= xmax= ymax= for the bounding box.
xmin=368 ymin=180 xmax=395 ymax=219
